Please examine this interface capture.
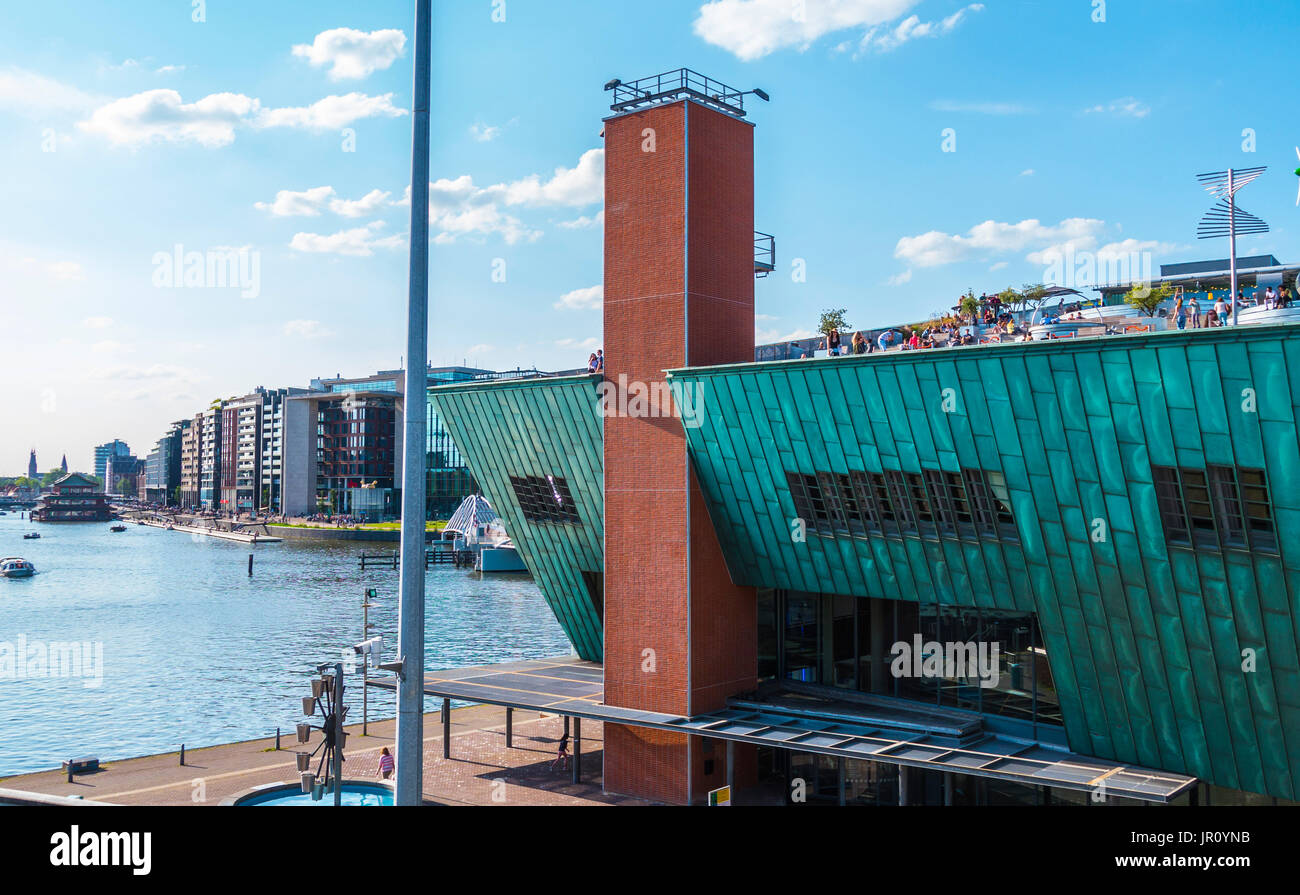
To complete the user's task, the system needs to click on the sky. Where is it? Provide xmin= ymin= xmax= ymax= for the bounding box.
xmin=1 ymin=0 xmax=1298 ymax=475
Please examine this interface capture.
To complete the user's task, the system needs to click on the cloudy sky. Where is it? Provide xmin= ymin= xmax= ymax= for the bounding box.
xmin=1 ymin=0 xmax=1296 ymax=474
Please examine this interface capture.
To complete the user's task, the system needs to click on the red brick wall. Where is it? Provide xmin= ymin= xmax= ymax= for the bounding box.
xmin=602 ymin=99 xmax=758 ymax=805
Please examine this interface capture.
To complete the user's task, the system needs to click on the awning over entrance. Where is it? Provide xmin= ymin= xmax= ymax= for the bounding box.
xmin=369 ymin=657 xmax=1197 ymax=803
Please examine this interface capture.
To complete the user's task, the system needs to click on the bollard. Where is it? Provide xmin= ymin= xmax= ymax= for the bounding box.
xmin=276 ymin=728 xmax=281 ymax=751
xmin=179 ymin=743 xmax=186 ymax=767
xmin=248 ymin=554 xmax=254 ymax=576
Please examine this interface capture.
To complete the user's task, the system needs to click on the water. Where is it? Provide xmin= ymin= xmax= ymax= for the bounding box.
xmin=0 ymin=514 xmax=570 ymax=776
xmin=237 ymin=783 xmax=394 ymax=806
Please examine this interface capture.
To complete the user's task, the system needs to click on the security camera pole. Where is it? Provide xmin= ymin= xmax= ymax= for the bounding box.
xmin=394 ymin=0 xmax=431 ymax=808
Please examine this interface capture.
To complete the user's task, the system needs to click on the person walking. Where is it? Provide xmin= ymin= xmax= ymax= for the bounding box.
xmin=378 ymin=747 xmax=394 ymax=780
xmin=1214 ymin=294 xmax=1229 ymax=327
xmin=551 ymin=734 xmax=570 ymax=772
xmin=1188 ymin=296 xmax=1200 ymax=329
xmin=1174 ymin=295 xmax=1186 ymax=331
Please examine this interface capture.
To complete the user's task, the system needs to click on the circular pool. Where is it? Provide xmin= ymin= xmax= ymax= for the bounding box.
xmin=225 ymin=780 xmax=394 ymax=806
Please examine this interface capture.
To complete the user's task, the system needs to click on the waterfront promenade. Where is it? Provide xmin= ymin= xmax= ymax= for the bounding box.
xmin=0 ymin=706 xmax=647 ymax=807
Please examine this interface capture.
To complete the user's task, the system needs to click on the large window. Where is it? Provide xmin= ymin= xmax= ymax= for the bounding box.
xmin=1152 ymin=464 xmax=1277 ymax=554
xmin=785 ymin=466 xmax=1017 ymax=544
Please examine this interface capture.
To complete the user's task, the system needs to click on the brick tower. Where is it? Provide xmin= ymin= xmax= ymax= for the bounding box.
xmin=601 ymin=71 xmax=761 ymax=804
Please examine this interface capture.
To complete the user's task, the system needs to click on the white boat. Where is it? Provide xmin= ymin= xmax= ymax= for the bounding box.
xmin=444 ymin=495 xmax=530 ymax=575
xmin=1 ymin=557 xmax=37 ymax=578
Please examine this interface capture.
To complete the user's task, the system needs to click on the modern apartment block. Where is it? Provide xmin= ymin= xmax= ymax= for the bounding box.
xmin=198 ymin=403 xmax=222 ymax=509
xmin=179 ymin=415 xmax=202 ymax=507
xmin=93 ymin=439 xmax=131 ymax=483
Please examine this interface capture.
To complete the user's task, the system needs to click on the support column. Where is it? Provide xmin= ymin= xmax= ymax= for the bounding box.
xmin=899 ymin=766 xmax=910 ymax=806
xmin=572 ymin=717 xmax=582 ymax=785
xmin=944 ymin=774 xmax=953 ymax=806
xmin=441 ymin=698 xmax=450 ymax=760
xmin=838 ymin=758 xmax=847 ymax=806
xmin=505 ymin=706 xmax=513 ymax=749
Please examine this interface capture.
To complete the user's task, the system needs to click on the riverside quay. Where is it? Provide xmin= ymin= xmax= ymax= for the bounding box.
xmin=415 ymin=70 xmax=1300 ymax=807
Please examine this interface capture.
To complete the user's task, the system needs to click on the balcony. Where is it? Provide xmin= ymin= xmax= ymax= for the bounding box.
xmin=755 ymin=231 xmax=775 ymax=278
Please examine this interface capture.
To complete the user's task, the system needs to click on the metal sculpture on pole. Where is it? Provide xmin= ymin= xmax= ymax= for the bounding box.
xmin=1195 ymin=166 xmax=1269 ymax=326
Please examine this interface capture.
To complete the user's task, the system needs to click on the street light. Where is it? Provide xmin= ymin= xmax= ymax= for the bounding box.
xmin=1196 ymin=166 xmax=1269 ymax=326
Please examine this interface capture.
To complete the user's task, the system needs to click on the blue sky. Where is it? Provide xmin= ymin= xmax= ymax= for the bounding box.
xmin=2 ymin=0 xmax=1298 ymax=473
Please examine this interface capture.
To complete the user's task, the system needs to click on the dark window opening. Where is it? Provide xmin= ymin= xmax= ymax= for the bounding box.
xmin=510 ymin=474 xmax=582 ymax=525
xmin=581 ymin=570 xmax=604 ymax=622
xmin=1152 ymin=464 xmax=1277 ymax=554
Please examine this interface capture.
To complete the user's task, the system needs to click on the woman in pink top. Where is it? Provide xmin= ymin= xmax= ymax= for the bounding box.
xmin=378 ymin=747 xmax=394 ymax=780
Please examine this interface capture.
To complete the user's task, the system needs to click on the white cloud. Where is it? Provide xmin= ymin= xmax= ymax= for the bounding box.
xmin=559 ymin=210 xmax=605 ymax=230
xmin=0 ymin=68 xmax=101 ymax=117
xmin=556 ymin=337 xmax=601 ymax=350
xmin=856 ymin=3 xmax=983 ymax=54
xmin=283 ymin=319 xmax=332 ymax=339
xmin=695 ymin=0 xmax=920 ymax=60
xmin=256 ymin=92 xmax=407 ymax=131
xmin=930 ymin=99 xmax=1030 ymax=116
xmin=757 ymin=327 xmax=818 ymax=344
xmin=83 ymin=316 xmax=114 ymax=329
xmin=256 ymin=186 xmax=393 ymax=218
xmin=392 ymin=149 xmax=603 ymax=244
xmin=90 ymin=363 xmax=202 ymax=383
xmin=330 ymin=189 xmax=391 ymax=218
xmin=464 ymin=343 xmax=494 ymax=356
xmin=46 ymin=261 xmax=84 ymax=281
xmin=78 ymin=89 xmax=407 ymax=147
xmin=896 ymin=218 xmax=1107 ymax=268
xmin=255 ymin=186 xmax=336 ymax=217
xmin=555 ymin=285 xmax=603 ymax=311
xmin=292 ymin=28 xmax=407 ymax=80
xmin=78 ymin=89 xmax=260 ymax=147
xmin=155 ymin=65 xmax=186 ymax=75
xmin=1020 ymin=169 xmax=1035 ymax=177
xmin=989 ymin=261 xmax=1009 ymax=271
xmin=289 ymin=221 xmax=405 ymax=257
xmin=499 ymin=148 xmax=604 ymax=207
xmin=1083 ymin=97 xmax=1150 ymax=119
xmin=470 ymin=123 xmax=502 ymax=142
xmin=887 ymin=269 xmax=913 ymax=286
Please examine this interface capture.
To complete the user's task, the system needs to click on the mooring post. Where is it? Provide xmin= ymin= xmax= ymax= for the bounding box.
xmin=248 ymin=553 xmax=253 ymax=576
xmin=275 ymin=727 xmax=281 ymax=751
xmin=179 ymin=743 xmax=185 ymax=767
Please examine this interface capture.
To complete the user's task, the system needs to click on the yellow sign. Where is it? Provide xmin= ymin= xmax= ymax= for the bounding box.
xmin=708 ymin=785 xmax=731 ymax=806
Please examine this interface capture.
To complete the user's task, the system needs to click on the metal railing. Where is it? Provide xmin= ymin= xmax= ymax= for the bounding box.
xmin=608 ymin=68 xmax=751 ymax=117
xmin=755 ymin=231 xmax=775 ymax=277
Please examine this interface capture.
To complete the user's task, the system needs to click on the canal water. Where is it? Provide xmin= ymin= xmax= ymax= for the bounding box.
xmin=0 ymin=514 xmax=570 ymax=776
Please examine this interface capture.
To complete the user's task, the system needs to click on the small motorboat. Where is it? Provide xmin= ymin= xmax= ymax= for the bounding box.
xmin=109 ymin=524 xmax=127 ymax=533
xmin=1 ymin=557 xmax=36 ymax=578
xmin=22 ymin=532 xmax=40 ymax=540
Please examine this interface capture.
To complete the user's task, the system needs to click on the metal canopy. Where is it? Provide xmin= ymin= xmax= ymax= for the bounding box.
xmin=367 ymin=658 xmax=1197 ymax=803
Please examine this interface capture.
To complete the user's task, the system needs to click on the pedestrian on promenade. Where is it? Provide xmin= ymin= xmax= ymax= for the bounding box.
xmin=551 ymin=734 xmax=570 ymax=772
xmin=378 ymin=747 xmax=394 ymax=780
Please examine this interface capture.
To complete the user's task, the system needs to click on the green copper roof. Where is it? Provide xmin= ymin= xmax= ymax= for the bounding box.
xmin=430 ymin=374 xmax=605 ymax=661
xmin=669 ymin=324 xmax=1300 ymax=799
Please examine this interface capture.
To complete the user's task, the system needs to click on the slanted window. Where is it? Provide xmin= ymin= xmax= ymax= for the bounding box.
xmin=905 ymin=472 xmax=937 ymax=537
xmin=510 ymin=474 xmax=581 ymax=525
xmin=966 ymin=469 xmax=1018 ymax=541
xmin=846 ymin=471 xmax=884 ymax=536
xmin=1152 ymin=464 xmax=1277 ymax=554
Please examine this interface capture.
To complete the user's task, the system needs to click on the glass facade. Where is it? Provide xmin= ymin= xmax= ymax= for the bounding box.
xmin=758 ymin=589 xmax=1060 ymax=732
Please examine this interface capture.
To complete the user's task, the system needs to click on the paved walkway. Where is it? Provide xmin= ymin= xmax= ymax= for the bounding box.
xmin=0 ymin=705 xmax=648 ymax=806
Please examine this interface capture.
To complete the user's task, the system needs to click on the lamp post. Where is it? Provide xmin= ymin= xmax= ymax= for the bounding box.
xmin=362 ymin=588 xmax=377 ymax=735
xmin=395 ymin=0 xmax=432 ymax=808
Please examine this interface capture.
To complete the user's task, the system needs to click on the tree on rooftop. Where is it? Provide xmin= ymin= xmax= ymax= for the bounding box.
xmin=818 ymin=308 xmax=850 ymax=338
xmin=959 ymin=291 xmax=979 ymax=322
xmin=1124 ymin=282 xmax=1173 ymax=317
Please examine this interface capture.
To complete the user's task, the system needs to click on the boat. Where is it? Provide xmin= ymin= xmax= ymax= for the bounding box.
xmin=109 ymin=524 xmax=127 ymax=533
xmin=1 ymin=558 xmax=36 ymax=579
xmin=22 ymin=533 xmax=40 ymax=540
